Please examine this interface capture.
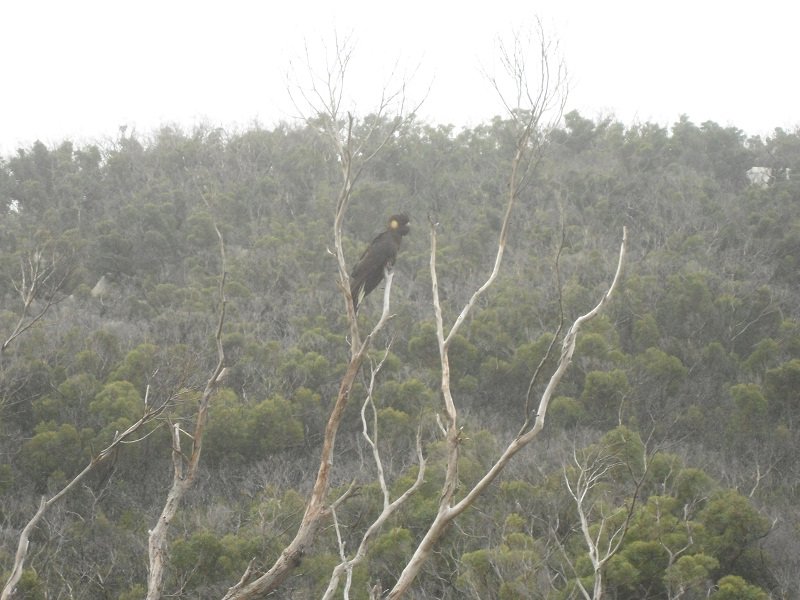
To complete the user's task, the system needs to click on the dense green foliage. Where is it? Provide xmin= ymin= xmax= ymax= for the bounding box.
xmin=1 ymin=112 xmax=799 ymax=598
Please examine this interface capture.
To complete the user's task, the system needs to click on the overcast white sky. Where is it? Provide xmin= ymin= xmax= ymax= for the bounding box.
xmin=2 ymin=0 xmax=798 ymax=156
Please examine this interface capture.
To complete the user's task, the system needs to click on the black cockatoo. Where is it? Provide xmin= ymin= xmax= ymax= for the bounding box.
xmin=350 ymin=213 xmax=410 ymax=312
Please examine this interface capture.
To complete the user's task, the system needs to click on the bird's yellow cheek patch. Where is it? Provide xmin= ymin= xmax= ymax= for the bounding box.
xmin=390 ymin=220 xmax=399 ymax=229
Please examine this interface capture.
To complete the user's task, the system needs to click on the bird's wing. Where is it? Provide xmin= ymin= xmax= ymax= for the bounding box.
xmin=352 ymin=231 xmax=392 ymax=278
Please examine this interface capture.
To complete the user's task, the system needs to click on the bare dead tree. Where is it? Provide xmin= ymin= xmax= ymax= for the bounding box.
xmin=563 ymin=438 xmax=647 ymax=600
xmin=1 ymin=244 xmax=74 ymax=356
xmin=223 ymin=275 xmax=398 ymax=599
xmin=386 ymin=222 xmax=626 ymax=598
xmin=322 ymin=350 xmax=426 ymax=600
xmin=0 ymin=241 xmax=129 ymax=600
xmin=381 ymin=25 xmax=598 ymax=599
xmin=1 ymin=385 xmax=169 ymax=600
xmin=224 ymin=24 xmax=622 ymax=600
xmin=146 ymin=222 xmax=228 ymax=600
xmin=222 ymin=35 xmax=421 ymax=600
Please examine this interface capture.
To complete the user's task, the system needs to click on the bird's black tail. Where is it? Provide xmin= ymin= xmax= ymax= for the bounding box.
xmin=350 ymin=278 xmax=364 ymax=313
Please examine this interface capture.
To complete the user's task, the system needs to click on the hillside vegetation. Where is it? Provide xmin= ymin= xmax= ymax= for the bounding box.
xmin=1 ymin=111 xmax=799 ymax=598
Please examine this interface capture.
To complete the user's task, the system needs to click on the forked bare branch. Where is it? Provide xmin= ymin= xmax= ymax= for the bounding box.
xmin=383 ymin=24 xmax=579 ymax=598
xmin=2 ymin=245 xmax=74 ymax=355
xmin=322 ymin=350 xmax=426 ymax=600
xmin=223 ymin=35 xmax=424 ymax=600
xmin=2 ymin=395 xmax=169 ymax=600
xmin=386 ymin=227 xmax=626 ymax=598
xmin=564 ymin=430 xmax=647 ymax=599
xmin=146 ymin=222 xmax=228 ymax=600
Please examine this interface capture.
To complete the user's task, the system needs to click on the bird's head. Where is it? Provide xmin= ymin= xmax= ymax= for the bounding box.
xmin=389 ymin=213 xmax=411 ymax=236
